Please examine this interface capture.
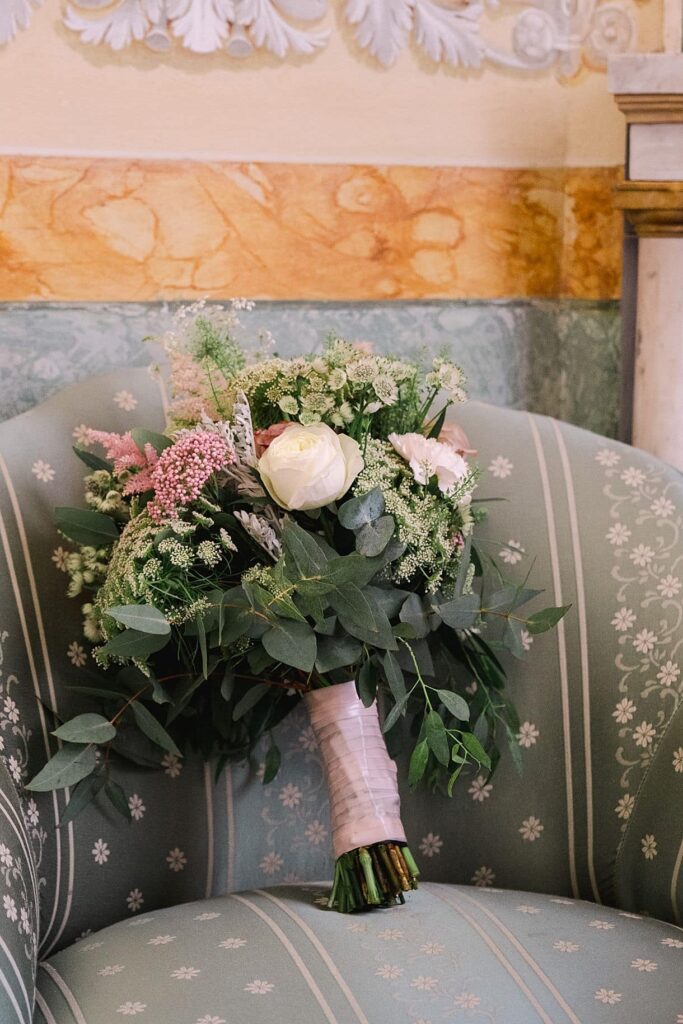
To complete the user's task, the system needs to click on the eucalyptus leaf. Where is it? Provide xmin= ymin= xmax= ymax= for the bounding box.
xmin=408 ymin=739 xmax=429 ymax=787
xmin=53 ymin=713 xmax=116 ymax=745
xmin=262 ymin=740 xmax=281 ymax=784
xmin=382 ymin=694 xmax=408 ymax=734
xmin=356 ymin=659 xmax=378 ymax=707
xmin=315 ymin=635 xmax=363 ymax=673
xmin=460 ymin=730 xmax=491 ymax=769
xmin=399 ymin=593 xmax=430 ymax=639
xmin=425 ymin=711 xmax=450 ymax=766
xmin=107 ymin=604 xmax=170 ymax=636
xmin=131 ymin=701 xmax=181 ymax=755
xmin=355 ymin=515 xmax=395 ymax=557
xmin=59 ymin=773 xmax=106 ymax=827
xmin=233 ymin=683 xmax=270 ymax=721
xmin=105 ymin=780 xmax=133 ymax=820
xmin=382 ymin=650 xmax=405 ymax=701
xmin=55 ymin=507 xmax=119 ymax=547
xmin=262 ymin=619 xmax=317 ymax=672
xmin=437 ymin=592 xmax=480 ymax=630
xmin=337 ymin=487 xmax=384 ymax=530
xmin=98 ymin=628 xmax=170 ymax=662
xmin=436 ymin=689 xmax=470 ymax=721
xmin=27 ymin=743 xmax=98 ymax=792
xmin=526 ymin=605 xmax=571 ymax=635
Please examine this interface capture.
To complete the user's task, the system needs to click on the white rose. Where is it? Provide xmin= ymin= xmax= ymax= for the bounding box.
xmin=389 ymin=432 xmax=468 ymax=494
xmin=258 ymin=423 xmax=363 ymax=511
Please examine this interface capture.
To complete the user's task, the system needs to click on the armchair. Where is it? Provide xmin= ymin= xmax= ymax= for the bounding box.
xmin=0 ymin=368 xmax=681 ymax=1023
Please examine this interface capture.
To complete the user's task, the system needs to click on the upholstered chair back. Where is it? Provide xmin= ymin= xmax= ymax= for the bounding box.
xmin=0 ymin=368 xmax=680 ymax=961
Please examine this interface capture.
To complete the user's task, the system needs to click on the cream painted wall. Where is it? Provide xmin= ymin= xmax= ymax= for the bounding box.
xmin=0 ymin=0 xmax=662 ymax=167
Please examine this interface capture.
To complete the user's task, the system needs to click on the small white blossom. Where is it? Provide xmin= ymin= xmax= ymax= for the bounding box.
xmin=161 ymin=753 xmax=182 ymax=778
xmin=661 ymin=937 xmax=683 ymax=948
xmin=651 ymin=497 xmax=675 ymax=518
xmin=641 ymin=834 xmax=658 ymax=860
xmin=148 ymin=935 xmax=176 ymax=945
xmin=98 ymin=964 xmax=125 ymax=976
xmin=621 ymin=466 xmax=645 ymax=487
xmin=3 ymin=896 xmax=17 ymax=921
xmin=657 ymin=660 xmax=680 ymax=685
xmin=51 ymin=547 xmax=68 ymax=571
xmin=633 ymin=630 xmax=657 ymax=654
xmin=117 ymin=1002 xmax=146 ymax=1015
xmin=72 ymin=424 xmax=93 ymax=446
xmin=554 ymin=941 xmax=579 ymax=953
xmin=219 ymin=937 xmax=247 ymax=949
xmin=673 ymin=747 xmax=683 ymax=773
xmin=279 ymin=784 xmax=302 ymax=809
xmin=67 ymin=641 xmax=87 ymax=667
xmin=630 ymin=544 xmax=655 ymax=568
xmin=194 ymin=912 xmax=221 ymax=921
xmin=410 ymin=976 xmax=438 ymax=991
xmin=454 ymin=993 xmax=481 ymax=1009
xmin=517 ymin=905 xmax=540 ymax=914
xmin=590 ymin=920 xmax=615 ymax=930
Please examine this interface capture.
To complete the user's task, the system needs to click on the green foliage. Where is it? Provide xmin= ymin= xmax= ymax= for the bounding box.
xmin=55 ymin=507 xmax=120 ymax=547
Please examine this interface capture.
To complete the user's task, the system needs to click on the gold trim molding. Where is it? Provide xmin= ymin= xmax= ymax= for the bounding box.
xmin=615 ymin=181 xmax=683 ymax=236
xmin=614 ymin=93 xmax=683 ymax=123
xmin=0 ymin=157 xmax=622 ymax=302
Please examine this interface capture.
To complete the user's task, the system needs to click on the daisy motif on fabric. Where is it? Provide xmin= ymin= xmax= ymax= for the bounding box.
xmin=612 ymin=607 xmax=636 ymax=632
xmin=31 ymin=460 xmax=55 ymax=483
xmin=454 ymin=993 xmax=481 ymax=1009
xmin=126 ymin=889 xmax=144 ymax=912
xmin=117 ymin=1003 xmax=146 ymax=1016
xmin=166 ymin=848 xmax=187 ymax=872
xmin=91 ymin=839 xmax=110 ymax=865
xmin=375 ymin=964 xmax=403 ymax=980
xmin=114 ymin=390 xmax=138 ymax=411
xmin=219 ymin=938 xmax=247 ymax=949
xmin=595 ymin=989 xmax=622 ymax=1005
xmin=519 ymin=816 xmax=544 ymax=841
xmin=499 ymin=539 xmax=524 ymax=565
xmin=419 ymin=833 xmax=443 ymax=857
xmin=171 ymin=966 xmax=200 ymax=980
xmin=161 ymin=754 xmax=182 ymax=778
xmin=595 ymin=449 xmax=620 ymax=467
xmin=471 ymin=866 xmax=495 ymax=887
xmin=244 ymin=979 xmax=274 ymax=994
xmin=516 ymin=722 xmax=539 ymax=747
xmin=468 ymin=775 xmax=493 ymax=802
xmin=260 ymin=852 xmax=283 ymax=875
xmin=128 ymin=795 xmax=145 ymax=821
xmin=488 ymin=456 xmax=513 ymax=478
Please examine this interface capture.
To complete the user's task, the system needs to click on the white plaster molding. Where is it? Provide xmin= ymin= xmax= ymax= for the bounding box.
xmin=0 ymin=0 xmax=43 ymax=45
xmin=3 ymin=0 xmax=641 ymax=73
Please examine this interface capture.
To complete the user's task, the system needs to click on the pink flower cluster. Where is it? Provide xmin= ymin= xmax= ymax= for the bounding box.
xmin=147 ymin=431 xmax=234 ymax=522
xmin=88 ymin=430 xmax=159 ymax=496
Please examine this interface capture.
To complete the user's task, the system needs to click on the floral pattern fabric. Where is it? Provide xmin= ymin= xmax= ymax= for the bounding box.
xmin=0 ymin=367 xmax=681 ymax=1007
xmin=35 ymin=884 xmax=683 ymax=1024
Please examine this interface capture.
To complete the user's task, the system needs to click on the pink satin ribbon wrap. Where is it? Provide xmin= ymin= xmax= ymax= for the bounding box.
xmin=304 ymin=681 xmax=407 ymax=860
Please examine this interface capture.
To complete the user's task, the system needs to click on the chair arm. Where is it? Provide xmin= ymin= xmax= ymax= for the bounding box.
xmin=0 ymin=756 xmax=38 ymax=1024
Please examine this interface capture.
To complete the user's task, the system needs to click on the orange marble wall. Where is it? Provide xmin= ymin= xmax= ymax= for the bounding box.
xmin=0 ymin=158 xmax=621 ymax=302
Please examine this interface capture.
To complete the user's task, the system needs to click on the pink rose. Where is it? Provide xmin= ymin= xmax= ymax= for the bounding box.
xmin=438 ymin=421 xmax=477 ymax=457
xmin=254 ymin=421 xmax=293 ymax=458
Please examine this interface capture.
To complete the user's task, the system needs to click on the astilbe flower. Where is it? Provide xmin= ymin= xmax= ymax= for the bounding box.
xmin=88 ymin=430 xmax=159 ymax=496
xmin=148 ymin=431 xmax=234 ymax=523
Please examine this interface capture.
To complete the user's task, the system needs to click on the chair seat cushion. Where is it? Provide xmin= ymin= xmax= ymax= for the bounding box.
xmin=35 ymin=883 xmax=683 ymax=1023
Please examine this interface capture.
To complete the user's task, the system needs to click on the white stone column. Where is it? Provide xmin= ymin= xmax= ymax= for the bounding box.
xmin=634 ymin=239 xmax=683 ymax=466
xmin=609 ymin=55 xmax=683 ymax=470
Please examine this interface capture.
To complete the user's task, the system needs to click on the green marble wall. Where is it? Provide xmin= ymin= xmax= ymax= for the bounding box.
xmin=0 ymin=301 xmax=620 ymax=437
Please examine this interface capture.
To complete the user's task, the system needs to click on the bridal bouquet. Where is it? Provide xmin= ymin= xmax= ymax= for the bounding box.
xmin=29 ymin=302 xmax=568 ymax=913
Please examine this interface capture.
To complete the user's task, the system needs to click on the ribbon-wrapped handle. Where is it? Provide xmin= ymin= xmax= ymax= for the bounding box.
xmin=304 ymin=681 xmax=407 ymax=860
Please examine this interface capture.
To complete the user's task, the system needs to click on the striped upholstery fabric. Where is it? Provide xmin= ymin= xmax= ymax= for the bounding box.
xmin=34 ymin=884 xmax=683 ymax=1024
xmin=0 ymin=369 xmax=681 ymax=1021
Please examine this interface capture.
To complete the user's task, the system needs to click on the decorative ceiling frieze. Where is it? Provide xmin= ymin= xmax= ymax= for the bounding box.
xmin=1 ymin=0 xmax=638 ymax=76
